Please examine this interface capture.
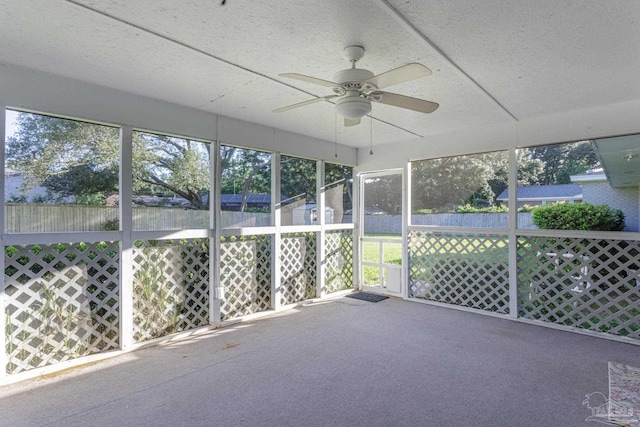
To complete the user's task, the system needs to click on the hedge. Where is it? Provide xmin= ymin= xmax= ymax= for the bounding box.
xmin=531 ymin=202 xmax=625 ymax=231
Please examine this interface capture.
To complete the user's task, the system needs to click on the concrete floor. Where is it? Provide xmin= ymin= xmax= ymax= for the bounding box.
xmin=0 ymin=295 xmax=638 ymax=427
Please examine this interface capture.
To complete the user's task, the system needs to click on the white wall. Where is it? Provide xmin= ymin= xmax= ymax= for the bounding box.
xmin=0 ymin=63 xmax=357 ymax=166
xmin=2 ymin=61 xmax=639 ymax=172
xmin=355 ymin=98 xmax=640 ymax=172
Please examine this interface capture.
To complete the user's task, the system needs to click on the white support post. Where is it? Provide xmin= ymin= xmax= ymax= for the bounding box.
xmin=0 ymin=105 xmax=7 ymax=382
xmin=317 ymin=160 xmax=325 ymax=298
xmin=353 ymin=172 xmax=361 ymax=290
xmin=271 ymin=152 xmax=282 ymax=310
xmin=508 ymin=145 xmax=519 ymax=318
xmin=403 ymin=162 xmax=410 ymax=299
xmin=119 ymin=125 xmax=134 ymax=350
xmin=210 ymin=137 xmax=222 ymax=326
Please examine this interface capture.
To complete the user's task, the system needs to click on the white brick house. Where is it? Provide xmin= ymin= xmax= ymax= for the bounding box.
xmin=571 ymin=171 xmax=639 ymax=232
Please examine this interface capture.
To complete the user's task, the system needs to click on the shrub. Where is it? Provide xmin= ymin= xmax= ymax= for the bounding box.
xmin=532 ymin=202 xmax=625 ymax=231
xmin=517 ymin=204 xmax=536 ymax=213
xmin=455 ymin=204 xmax=508 ymax=213
xmin=102 ymin=218 xmax=119 ymax=231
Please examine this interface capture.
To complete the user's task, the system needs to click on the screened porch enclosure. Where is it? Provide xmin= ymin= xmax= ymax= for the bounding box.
xmin=3 ymin=230 xmax=355 ymax=376
xmin=1 ymin=111 xmax=356 ymax=380
xmin=3 ymin=111 xmax=640 ymax=384
xmin=2 ymin=109 xmax=640 ymax=386
xmin=2 ymin=98 xmax=640 ymax=387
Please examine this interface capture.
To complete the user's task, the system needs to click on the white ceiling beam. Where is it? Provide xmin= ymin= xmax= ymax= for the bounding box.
xmin=377 ymin=0 xmax=519 ymax=122
xmin=63 ymin=0 xmax=421 ymax=140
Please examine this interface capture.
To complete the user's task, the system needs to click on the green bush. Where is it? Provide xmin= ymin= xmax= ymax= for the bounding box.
xmin=102 ymin=218 xmax=119 ymax=231
xmin=517 ymin=204 xmax=536 ymax=213
xmin=532 ymin=202 xmax=625 ymax=231
xmin=455 ymin=204 xmax=508 ymax=213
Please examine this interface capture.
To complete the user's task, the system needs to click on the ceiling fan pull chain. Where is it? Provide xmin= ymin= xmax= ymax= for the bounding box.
xmin=370 ymin=113 xmax=374 ymax=155
xmin=334 ymin=111 xmax=338 ymax=158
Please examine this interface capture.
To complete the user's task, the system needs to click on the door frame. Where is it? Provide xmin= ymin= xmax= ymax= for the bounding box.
xmin=358 ymin=168 xmax=406 ymax=296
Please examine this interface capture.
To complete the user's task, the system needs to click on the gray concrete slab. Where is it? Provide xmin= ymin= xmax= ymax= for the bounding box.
xmin=1 ymin=296 xmax=638 ymax=427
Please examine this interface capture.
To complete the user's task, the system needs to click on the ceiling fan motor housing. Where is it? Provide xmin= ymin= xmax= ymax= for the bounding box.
xmin=332 ymin=68 xmax=375 ymax=87
xmin=332 ymin=68 xmax=375 ymax=119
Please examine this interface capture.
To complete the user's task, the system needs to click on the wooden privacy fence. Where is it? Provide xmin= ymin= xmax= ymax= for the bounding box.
xmin=4 ymin=204 xmax=271 ymax=232
xmin=5 ymin=205 xmax=535 ymax=233
xmin=343 ymin=213 xmax=536 ymax=234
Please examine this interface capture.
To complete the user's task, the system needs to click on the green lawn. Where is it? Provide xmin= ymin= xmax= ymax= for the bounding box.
xmin=361 ymin=233 xmax=508 ymax=286
xmin=362 ymin=234 xmax=403 ymax=264
xmin=362 ymin=234 xmax=403 ymax=285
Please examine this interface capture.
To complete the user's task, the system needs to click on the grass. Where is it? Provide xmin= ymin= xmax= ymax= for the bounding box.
xmin=362 ymin=234 xmax=509 ymax=285
xmin=362 ymin=234 xmax=402 ymax=285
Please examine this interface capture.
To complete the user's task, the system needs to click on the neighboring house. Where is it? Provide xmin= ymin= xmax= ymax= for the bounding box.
xmin=363 ymin=206 xmax=389 ymax=215
xmin=570 ymin=135 xmax=640 ymax=232
xmin=216 ymin=193 xmax=291 ymax=211
xmin=132 ymin=195 xmax=191 ymax=207
xmin=496 ymin=184 xmax=582 ymax=209
xmin=195 ymin=193 xmax=288 ymax=210
xmin=4 ymin=170 xmax=73 ymax=203
xmin=113 ymin=195 xmax=192 ymax=207
xmin=220 ymin=193 xmax=273 ymax=211
xmin=571 ymin=171 xmax=639 ymax=232
xmin=496 ymin=132 xmax=640 ymax=232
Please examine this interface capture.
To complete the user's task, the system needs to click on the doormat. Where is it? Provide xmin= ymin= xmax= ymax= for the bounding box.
xmin=345 ymin=292 xmax=389 ymax=303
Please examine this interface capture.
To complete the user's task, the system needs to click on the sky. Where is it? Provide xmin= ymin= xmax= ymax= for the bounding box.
xmin=4 ymin=109 xmax=19 ymax=139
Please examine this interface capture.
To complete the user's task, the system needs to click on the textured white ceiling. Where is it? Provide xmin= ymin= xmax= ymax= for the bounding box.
xmin=0 ymin=0 xmax=639 ymax=149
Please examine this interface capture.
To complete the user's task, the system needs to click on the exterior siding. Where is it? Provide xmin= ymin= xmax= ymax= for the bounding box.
xmin=580 ymin=181 xmax=639 ymax=232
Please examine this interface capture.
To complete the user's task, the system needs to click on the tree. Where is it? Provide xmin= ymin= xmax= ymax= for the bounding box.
xmin=516 ymin=151 xmax=544 ymax=186
xmin=220 ymin=146 xmax=271 ymax=212
xmin=411 ymin=154 xmax=498 ymax=212
xmin=6 ymin=112 xmax=211 ymax=208
xmin=467 ymin=152 xmax=509 ymax=207
xmin=6 ymin=113 xmax=119 ymax=203
xmin=526 ymin=141 xmax=599 ymax=185
xmin=43 ymin=163 xmax=119 ymax=204
xmin=280 ymin=156 xmax=316 ymax=203
xmin=364 ymin=174 xmax=402 ymax=215
xmin=133 ymin=132 xmax=210 ymax=209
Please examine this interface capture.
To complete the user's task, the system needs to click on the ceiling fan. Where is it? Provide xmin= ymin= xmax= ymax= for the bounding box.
xmin=274 ymin=45 xmax=439 ymax=127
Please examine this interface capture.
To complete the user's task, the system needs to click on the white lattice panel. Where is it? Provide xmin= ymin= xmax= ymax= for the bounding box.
xmin=324 ymin=230 xmax=353 ymax=293
xmin=4 ymin=242 xmax=119 ymax=374
xmin=220 ymin=235 xmax=271 ymax=320
xmin=132 ymin=239 xmax=209 ymax=342
xmin=518 ymin=236 xmax=640 ymax=338
xmin=281 ymin=232 xmax=317 ymax=305
xmin=408 ymin=231 xmax=509 ymax=313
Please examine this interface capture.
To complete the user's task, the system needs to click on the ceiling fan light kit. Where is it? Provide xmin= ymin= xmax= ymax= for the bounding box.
xmin=335 ymin=94 xmax=371 ymax=119
xmin=274 ymin=45 xmax=439 ymax=126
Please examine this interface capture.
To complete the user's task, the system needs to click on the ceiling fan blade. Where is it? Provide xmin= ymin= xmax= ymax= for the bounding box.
xmin=344 ymin=118 xmax=361 ymax=127
xmin=363 ymin=63 xmax=432 ymax=90
xmin=273 ymin=94 xmax=339 ymax=113
xmin=279 ymin=73 xmax=338 ymax=88
xmin=372 ymin=91 xmax=439 ymax=114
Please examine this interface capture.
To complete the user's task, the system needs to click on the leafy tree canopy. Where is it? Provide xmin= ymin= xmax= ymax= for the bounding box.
xmin=411 ymin=153 xmax=500 ymax=212
xmin=6 ymin=112 xmax=211 ymax=209
xmin=522 ymin=141 xmax=598 ymax=185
